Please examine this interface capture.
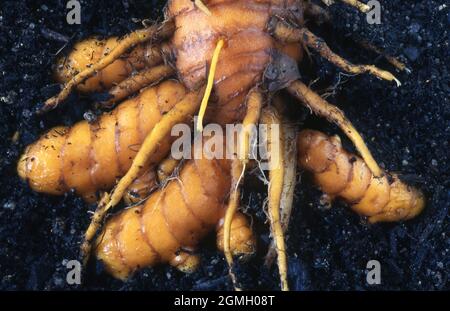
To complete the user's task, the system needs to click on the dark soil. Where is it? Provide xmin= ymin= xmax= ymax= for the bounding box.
xmin=0 ymin=0 xmax=448 ymax=290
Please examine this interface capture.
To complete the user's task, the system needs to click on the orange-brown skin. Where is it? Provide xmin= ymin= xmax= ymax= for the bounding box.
xmin=18 ymin=0 xmax=424 ymax=284
xmin=123 ymin=168 xmax=158 ymax=205
xmin=168 ymin=0 xmax=304 ymax=125
xmin=216 ymin=212 xmax=256 ymax=260
xmin=17 ymin=81 xmax=187 ymax=201
xmin=54 ymin=0 xmax=305 ymax=124
xmin=95 ymin=127 xmax=426 ymax=280
xmin=96 ymin=152 xmax=255 ymax=280
xmin=297 ymin=130 xmax=425 ymax=223
xmin=54 ymin=37 xmax=164 ymax=93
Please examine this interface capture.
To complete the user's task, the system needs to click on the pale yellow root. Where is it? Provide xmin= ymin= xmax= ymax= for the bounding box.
xmin=287 ymin=80 xmax=383 ymax=178
xmin=303 ymin=4 xmax=408 ymax=72
xmin=340 ymin=0 xmax=371 ymax=13
xmin=272 ymin=21 xmax=401 ymax=86
xmin=321 ymin=0 xmax=370 ymax=13
xmin=42 ymin=21 xmax=175 ymax=112
xmin=81 ymin=87 xmax=204 ymax=264
xmin=196 ymin=39 xmax=225 ymax=132
xmin=224 ymin=159 xmax=244 ymax=291
xmin=223 ymin=89 xmax=263 ymax=290
xmin=357 ymin=40 xmax=410 ymax=72
xmin=101 ymin=65 xmax=174 ymax=107
xmin=265 ymin=111 xmax=297 ymax=268
xmin=81 ymin=192 xmax=110 ymax=266
xmin=260 ymin=106 xmax=289 ymax=291
xmin=194 ymin=0 xmax=212 ymax=16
